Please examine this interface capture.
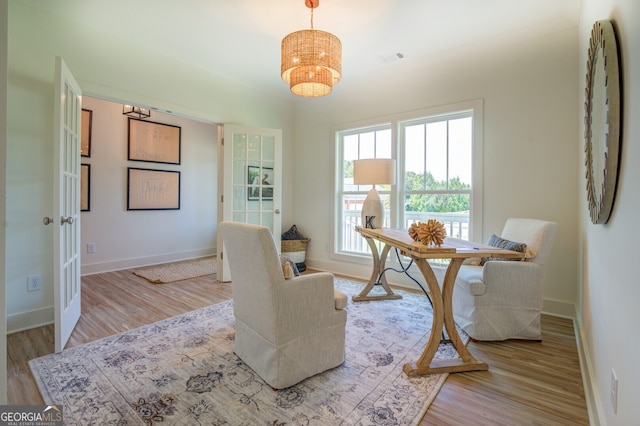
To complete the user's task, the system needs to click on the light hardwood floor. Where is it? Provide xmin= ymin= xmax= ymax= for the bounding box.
xmin=7 ymin=264 xmax=589 ymax=425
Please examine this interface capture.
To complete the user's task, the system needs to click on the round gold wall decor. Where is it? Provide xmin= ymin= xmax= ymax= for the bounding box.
xmin=584 ymin=20 xmax=621 ymax=224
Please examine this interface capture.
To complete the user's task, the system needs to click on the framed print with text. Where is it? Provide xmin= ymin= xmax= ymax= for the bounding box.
xmin=127 ymin=167 xmax=181 ymax=210
xmin=128 ymin=118 xmax=181 ymax=165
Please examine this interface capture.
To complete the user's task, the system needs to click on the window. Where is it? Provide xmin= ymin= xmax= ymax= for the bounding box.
xmin=337 ymin=125 xmax=393 ymax=255
xmin=335 ymin=100 xmax=483 ymax=258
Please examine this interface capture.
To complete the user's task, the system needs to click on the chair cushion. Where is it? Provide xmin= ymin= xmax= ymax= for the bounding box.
xmin=334 ymin=290 xmax=348 ymax=309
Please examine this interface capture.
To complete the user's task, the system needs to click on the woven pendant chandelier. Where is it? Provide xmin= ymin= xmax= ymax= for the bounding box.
xmin=281 ymin=0 xmax=341 ymax=97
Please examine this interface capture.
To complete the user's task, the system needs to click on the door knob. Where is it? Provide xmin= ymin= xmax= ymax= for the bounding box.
xmin=43 ymin=217 xmax=54 ymax=225
xmin=275 ymin=209 xmax=281 ymax=214
xmin=61 ymin=216 xmax=74 ymax=225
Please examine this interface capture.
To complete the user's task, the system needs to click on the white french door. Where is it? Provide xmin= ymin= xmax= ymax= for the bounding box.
xmin=53 ymin=57 xmax=82 ymax=352
xmin=217 ymin=125 xmax=282 ymax=282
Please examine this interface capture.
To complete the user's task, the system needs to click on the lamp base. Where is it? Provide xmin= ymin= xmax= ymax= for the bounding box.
xmin=361 ymin=188 xmax=384 ymax=229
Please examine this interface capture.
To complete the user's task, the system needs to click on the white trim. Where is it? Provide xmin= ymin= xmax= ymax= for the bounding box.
xmin=574 ymin=312 xmax=603 ymax=426
xmin=0 ymin=0 xmax=8 ymax=405
xmin=7 ymin=306 xmax=54 ymax=335
xmin=542 ymin=298 xmax=575 ymax=319
xmin=81 ymin=248 xmax=215 ymax=276
xmin=332 ymin=99 xmax=484 ymax=262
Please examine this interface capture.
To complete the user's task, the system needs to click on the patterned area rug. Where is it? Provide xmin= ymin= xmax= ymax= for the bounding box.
xmin=29 ymin=279 xmax=468 ymax=425
xmin=132 ymin=257 xmax=216 ymax=283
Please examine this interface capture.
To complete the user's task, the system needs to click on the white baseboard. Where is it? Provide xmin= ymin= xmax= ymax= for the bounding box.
xmin=542 ymin=298 xmax=575 ymax=318
xmin=7 ymin=306 xmax=53 ymax=334
xmin=574 ymin=314 xmax=603 ymax=425
xmin=81 ymin=248 xmax=216 ymax=276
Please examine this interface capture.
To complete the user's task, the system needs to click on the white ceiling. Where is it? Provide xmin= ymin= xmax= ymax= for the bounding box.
xmin=27 ymin=0 xmax=581 ymax=96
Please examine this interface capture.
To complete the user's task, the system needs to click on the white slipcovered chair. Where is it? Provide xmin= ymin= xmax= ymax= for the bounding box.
xmin=219 ymin=221 xmax=348 ymax=389
xmin=452 ymin=218 xmax=558 ymax=341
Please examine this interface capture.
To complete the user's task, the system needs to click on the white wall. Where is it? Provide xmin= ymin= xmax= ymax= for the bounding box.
xmin=80 ymin=97 xmax=218 ymax=275
xmin=5 ymin=1 xmax=294 ymax=333
xmin=295 ymin=27 xmax=580 ymax=317
xmin=578 ymin=0 xmax=640 ymax=424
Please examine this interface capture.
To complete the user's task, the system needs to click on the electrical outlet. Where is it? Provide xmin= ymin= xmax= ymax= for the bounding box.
xmin=611 ymin=369 xmax=618 ymax=414
xmin=27 ymin=275 xmax=42 ymax=292
xmin=87 ymin=243 xmax=96 ymax=253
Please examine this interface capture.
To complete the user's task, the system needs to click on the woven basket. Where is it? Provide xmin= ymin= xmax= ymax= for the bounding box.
xmin=281 ymin=239 xmax=309 ymax=252
xmin=281 ymin=239 xmax=310 ymax=272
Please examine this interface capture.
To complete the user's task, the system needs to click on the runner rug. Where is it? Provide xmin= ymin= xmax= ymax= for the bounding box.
xmin=132 ymin=257 xmax=216 ymax=283
xmin=29 ymin=278 xmax=468 ymax=425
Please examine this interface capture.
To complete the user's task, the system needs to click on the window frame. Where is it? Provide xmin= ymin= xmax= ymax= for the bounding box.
xmin=332 ymin=99 xmax=483 ymax=265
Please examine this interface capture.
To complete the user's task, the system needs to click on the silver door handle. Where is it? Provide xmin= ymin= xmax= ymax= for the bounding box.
xmin=61 ymin=216 xmax=74 ymax=225
xmin=43 ymin=217 xmax=54 ymax=225
xmin=275 ymin=209 xmax=281 ymax=214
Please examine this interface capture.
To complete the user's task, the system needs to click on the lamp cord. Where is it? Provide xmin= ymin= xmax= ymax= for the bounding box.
xmin=379 ymin=248 xmax=450 ymax=343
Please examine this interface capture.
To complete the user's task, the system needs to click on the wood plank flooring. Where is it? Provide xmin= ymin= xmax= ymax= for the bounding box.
xmin=7 ymin=264 xmax=589 ymax=425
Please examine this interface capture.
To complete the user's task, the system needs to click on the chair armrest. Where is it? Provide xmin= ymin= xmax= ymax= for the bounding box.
xmin=482 ymin=261 xmax=543 ymax=299
xmin=275 ymin=272 xmax=346 ymax=336
xmin=278 ymin=272 xmax=344 ymax=312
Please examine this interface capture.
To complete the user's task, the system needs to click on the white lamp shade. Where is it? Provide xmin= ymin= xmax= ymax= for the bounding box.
xmin=354 ymin=158 xmax=395 ymax=228
xmin=353 ymin=159 xmax=396 ymax=185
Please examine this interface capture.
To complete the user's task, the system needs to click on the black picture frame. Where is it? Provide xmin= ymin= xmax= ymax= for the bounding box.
xmin=247 ymin=166 xmax=274 ymax=201
xmin=127 ymin=167 xmax=181 ymax=210
xmin=128 ymin=118 xmax=181 ymax=165
xmin=81 ymin=109 xmax=92 ymax=157
xmin=81 ymin=163 xmax=90 ymax=211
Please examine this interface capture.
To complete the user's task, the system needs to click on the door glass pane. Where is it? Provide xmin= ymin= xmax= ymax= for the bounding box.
xmin=233 ymin=134 xmax=246 ymax=158
xmin=233 ymin=159 xmax=246 ymax=183
xmin=233 ymin=187 xmax=246 ymax=210
xmin=263 ymin=136 xmax=275 ymax=162
xmin=247 ymin=212 xmax=260 ymax=225
xmin=262 ymin=212 xmax=274 ymax=232
xmin=248 ymin=134 xmax=261 ymax=160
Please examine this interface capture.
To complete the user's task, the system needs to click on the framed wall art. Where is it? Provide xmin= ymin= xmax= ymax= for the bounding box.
xmin=127 ymin=167 xmax=181 ymax=210
xmin=81 ymin=163 xmax=90 ymax=211
xmin=247 ymin=166 xmax=274 ymax=201
xmin=81 ymin=109 xmax=92 ymax=157
xmin=128 ymin=118 xmax=181 ymax=165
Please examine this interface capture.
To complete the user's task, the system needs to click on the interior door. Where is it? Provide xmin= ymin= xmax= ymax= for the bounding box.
xmin=217 ymin=124 xmax=282 ymax=282
xmin=53 ymin=57 xmax=82 ymax=352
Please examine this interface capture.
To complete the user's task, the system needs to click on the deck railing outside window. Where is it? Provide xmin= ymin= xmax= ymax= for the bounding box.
xmin=342 ymin=210 xmax=469 ymax=254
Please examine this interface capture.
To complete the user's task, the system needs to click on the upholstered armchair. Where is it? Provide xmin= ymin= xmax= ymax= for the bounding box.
xmin=219 ymin=221 xmax=348 ymax=389
xmin=452 ymin=218 xmax=558 ymax=341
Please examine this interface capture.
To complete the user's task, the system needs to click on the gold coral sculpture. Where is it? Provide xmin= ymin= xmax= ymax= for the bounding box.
xmin=408 ymin=220 xmax=447 ymax=247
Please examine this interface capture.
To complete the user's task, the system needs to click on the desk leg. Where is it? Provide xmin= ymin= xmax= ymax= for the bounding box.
xmin=352 ymin=236 xmax=402 ymax=302
xmin=403 ymin=258 xmax=488 ymax=376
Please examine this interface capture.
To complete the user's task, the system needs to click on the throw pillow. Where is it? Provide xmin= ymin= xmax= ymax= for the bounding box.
xmin=279 ymin=255 xmax=300 ymax=279
xmin=482 ymin=234 xmax=527 ymax=264
xmin=281 ymin=224 xmax=306 ymax=240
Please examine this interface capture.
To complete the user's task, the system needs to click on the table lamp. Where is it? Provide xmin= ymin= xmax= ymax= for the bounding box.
xmin=354 ymin=158 xmax=396 ymax=229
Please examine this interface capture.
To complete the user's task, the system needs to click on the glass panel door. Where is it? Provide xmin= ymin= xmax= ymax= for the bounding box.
xmin=218 ymin=125 xmax=282 ymax=281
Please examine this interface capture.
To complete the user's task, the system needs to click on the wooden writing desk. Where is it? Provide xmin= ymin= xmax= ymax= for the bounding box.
xmin=354 ymin=227 xmax=524 ymax=376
